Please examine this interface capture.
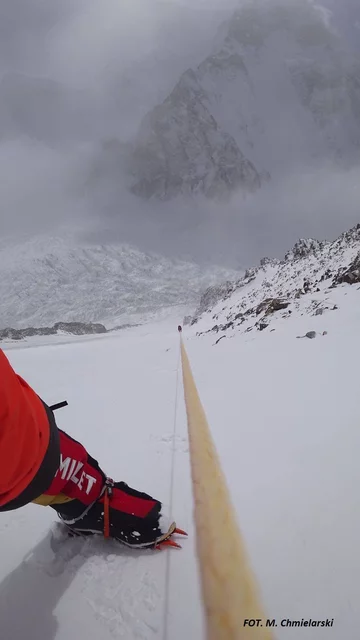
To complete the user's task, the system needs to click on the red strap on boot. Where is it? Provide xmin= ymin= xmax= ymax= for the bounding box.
xmin=104 ymin=489 xmax=110 ymax=538
xmin=103 ymin=479 xmax=114 ymax=539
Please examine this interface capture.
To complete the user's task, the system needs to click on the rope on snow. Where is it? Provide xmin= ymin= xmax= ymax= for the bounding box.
xmin=178 ymin=326 xmax=273 ymax=640
xmin=162 ymin=337 xmax=181 ymax=640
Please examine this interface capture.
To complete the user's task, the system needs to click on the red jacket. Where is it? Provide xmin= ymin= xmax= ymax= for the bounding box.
xmin=0 ymin=350 xmax=50 ymax=507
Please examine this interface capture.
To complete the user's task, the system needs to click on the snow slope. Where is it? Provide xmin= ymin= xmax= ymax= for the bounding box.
xmin=1 ymin=267 xmax=360 ymax=638
xmin=190 ymin=223 xmax=360 ymax=338
xmin=0 ymin=233 xmax=238 ymax=330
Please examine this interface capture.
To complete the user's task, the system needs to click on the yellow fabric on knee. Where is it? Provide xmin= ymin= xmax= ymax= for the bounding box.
xmin=32 ymin=493 xmax=74 ymax=506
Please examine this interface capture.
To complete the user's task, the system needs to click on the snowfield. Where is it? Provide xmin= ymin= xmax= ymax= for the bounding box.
xmin=1 ymin=277 xmax=360 ymax=639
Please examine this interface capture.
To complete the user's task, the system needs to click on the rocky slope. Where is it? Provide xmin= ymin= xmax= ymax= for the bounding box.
xmin=188 ymin=223 xmax=360 ymax=339
xmin=127 ymin=0 xmax=360 ymax=200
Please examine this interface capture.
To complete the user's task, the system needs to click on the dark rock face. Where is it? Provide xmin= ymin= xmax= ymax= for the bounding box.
xmin=0 ymin=327 xmax=56 ymax=341
xmin=53 ymin=322 xmax=107 ymax=335
xmin=296 ymin=330 xmax=317 ymax=339
xmin=0 ymin=322 xmax=107 ymax=341
xmin=256 ymin=298 xmax=290 ymax=316
xmin=333 ymin=252 xmax=360 ymax=285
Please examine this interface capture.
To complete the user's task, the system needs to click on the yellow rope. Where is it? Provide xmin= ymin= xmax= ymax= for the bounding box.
xmin=179 ymin=331 xmax=273 ymax=640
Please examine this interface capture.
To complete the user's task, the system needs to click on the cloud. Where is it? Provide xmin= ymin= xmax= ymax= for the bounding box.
xmin=0 ymin=0 xmax=238 ymax=240
xmin=0 ymin=139 xmax=89 ymax=235
xmin=80 ymin=159 xmax=360 ymax=269
xmin=0 ymin=0 xmax=360 ymax=270
xmin=228 ymin=164 xmax=360 ymax=265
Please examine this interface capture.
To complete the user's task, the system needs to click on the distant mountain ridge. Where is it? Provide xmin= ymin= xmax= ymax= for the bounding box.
xmin=0 ymin=233 xmax=238 ymax=329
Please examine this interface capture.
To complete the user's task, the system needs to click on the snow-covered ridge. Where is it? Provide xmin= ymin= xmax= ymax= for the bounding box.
xmin=189 ymin=223 xmax=360 ymax=337
xmin=0 ymin=233 xmax=238 ymax=330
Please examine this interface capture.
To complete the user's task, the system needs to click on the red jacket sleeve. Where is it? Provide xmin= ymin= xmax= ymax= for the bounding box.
xmin=0 ymin=350 xmax=50 ymax=507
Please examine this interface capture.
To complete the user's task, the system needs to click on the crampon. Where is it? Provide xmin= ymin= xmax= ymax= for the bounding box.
xmin=154 ymin=523 xmax=188 ymax=550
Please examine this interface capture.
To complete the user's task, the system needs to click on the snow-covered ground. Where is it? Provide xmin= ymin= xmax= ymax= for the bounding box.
xmin=1 ymin=276 xmax=360 ymax=639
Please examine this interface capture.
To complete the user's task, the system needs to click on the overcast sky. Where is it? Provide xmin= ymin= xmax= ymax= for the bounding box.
xmin=1 ymin=0 xmax=360 ymax=268
xmin=0 ymin=0 xmax=238 ymax=237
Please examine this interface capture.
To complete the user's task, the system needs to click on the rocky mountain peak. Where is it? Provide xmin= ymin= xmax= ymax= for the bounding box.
xmin=123 ymin=0 xmax=360 ymax=202
xmin=284 ymin=238 xmax=325 ymax=261
xmin=129 ymin=66 xmax=261 ymax=201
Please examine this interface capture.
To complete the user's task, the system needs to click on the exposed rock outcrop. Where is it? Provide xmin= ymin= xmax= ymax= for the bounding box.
xmin=0 ymin=322 xmax=107 ymax=342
